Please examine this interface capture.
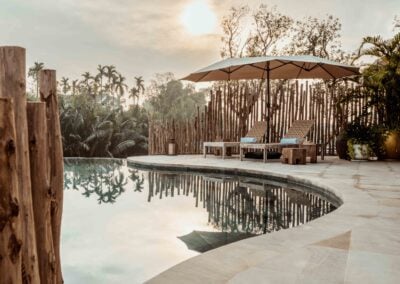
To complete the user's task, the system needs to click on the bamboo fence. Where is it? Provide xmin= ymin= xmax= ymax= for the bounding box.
xmin=149 ymin=81 xmax=379 ymax=155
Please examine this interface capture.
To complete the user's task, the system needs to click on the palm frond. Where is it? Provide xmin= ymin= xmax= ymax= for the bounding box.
xmin=112 ymin=140 xmax=136 ymax=156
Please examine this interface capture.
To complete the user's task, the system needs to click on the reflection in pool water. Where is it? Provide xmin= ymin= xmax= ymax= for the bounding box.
xmin=62 ymin=158 xmax=337 ymax=283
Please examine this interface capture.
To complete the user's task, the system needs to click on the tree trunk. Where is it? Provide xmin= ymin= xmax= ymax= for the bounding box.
xmin=0 ymin=98 xmax=22 ymax=284
xmin=39 ymin=69 xmax=64 ymax=283
xmin=0 ymin=46 xmax=40 ymax=284
xmin=27 ymin=102 xmax=57 ymax=284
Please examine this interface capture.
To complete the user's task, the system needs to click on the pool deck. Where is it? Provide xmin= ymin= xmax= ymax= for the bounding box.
xmin=127 ymin=155 xmax=400 ymax=284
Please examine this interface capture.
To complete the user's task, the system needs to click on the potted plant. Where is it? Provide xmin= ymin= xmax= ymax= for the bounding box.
xmin=369 ymin=125 xmax=389 ymax=160
xmin=345 ymin=121 xmax=372 ymax=161
xmin=336 ymin=128 xmax=350 ymax=160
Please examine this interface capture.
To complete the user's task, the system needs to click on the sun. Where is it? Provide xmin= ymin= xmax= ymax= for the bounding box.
xmin=180 ymin=0 xmax=217 ymax=36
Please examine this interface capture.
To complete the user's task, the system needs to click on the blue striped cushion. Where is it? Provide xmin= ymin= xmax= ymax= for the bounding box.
xmin=240 ymin=137 xmax=257 ymax=143
xmin=280 ymin=138 xmax=300 ymax=144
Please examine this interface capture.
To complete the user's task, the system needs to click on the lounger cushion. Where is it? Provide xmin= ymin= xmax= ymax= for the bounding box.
xmin=280 ymin=137 xmax=302 ymax=144
xmin=240 ymin=137 xmax=257 ymax=143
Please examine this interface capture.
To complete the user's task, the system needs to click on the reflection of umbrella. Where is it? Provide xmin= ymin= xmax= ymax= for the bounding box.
xmin=178 ymin=230 xmax=256 ymax=253
xmin=182 ymin=55 xmax=359 ymax=140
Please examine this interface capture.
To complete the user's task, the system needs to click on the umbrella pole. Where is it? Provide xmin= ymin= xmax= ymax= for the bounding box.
xmin=266 ymin=65 xmax=270 ymax=143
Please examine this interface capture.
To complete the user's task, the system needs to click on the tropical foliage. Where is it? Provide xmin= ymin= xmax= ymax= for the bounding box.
xmin=64 ymin=159 xmax=144 ymax=204
xmin=144 ymin=73 xmax=207 ymax=122
xmin=56 ymin=65 xmax=148 ymax=158
xmin=28 ymin=61 xmax=44 ymax=98
xmin=356 ymin=32 xmax=400 ymax=130
xmin=25 ymin=61 xmax=208 ymax=158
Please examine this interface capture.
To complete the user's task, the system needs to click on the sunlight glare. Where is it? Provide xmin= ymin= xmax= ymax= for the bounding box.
xmin=180 ymin=0 xmax=217 ymax=36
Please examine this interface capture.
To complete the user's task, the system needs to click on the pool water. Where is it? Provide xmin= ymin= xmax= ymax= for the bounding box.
xmin=62 ymin=158 xmax=337 ymax=283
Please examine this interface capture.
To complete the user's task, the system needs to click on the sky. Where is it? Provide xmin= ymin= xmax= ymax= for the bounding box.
xmin=0 ymin=0 xmax=398 ymax=86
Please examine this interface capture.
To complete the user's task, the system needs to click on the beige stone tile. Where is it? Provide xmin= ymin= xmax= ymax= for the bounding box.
xmin=345 ymin=251 xmax=400 ymax=284
xmin=313 ymin=230 xmax=352 ymax=251
xmin=128 ymin=155 xmax=400 ymax=283
xmin=349 ymin=226 xmax=400 ymax=256
xmin=234 ymin=246 xmax=347 ymax=283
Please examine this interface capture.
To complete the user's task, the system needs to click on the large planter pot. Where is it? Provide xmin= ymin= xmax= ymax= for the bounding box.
xmin=384 ymin=131 xmax=400 ymax=159
xmin=335 ymin=135 xmax=350 ymax=160
xmin=351 ymin=144 xmax=370 ymax=160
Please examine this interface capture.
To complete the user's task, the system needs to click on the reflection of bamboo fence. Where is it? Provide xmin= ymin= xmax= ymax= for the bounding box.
xmin=149 ymin=82 xmax=379 ymax=155
xmin=147 ymin=171 xmax=336 ymax=234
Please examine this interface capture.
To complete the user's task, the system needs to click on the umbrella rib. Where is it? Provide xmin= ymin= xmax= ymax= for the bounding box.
xmin=275 ymin=60 xmax=311 ymax=71
xmin=330 ymin=64 xmax=360 ymax=75
xmin=230 ymin=65 xmax=247 ymax=73
xmin=249 ymin=62 xmax=290 ymax=72
xmin=318 ymin=63 xmax=335 ymax=79
xmin=296 ymin=62 xmax=306 ymax=79
xmin=249 ymin=64 xmax=267 ymax=71
xmin=269 ymin=61 xmax=292 ymax=71
xmin=195 ymin=71 xmax=213 ymax=82
xmin=307 ymin=62 xmax=359 ymax=77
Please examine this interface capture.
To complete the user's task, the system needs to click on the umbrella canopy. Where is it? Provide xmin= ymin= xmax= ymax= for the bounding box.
xmin=182 ymin=55 xmax=359 ymax=82
xmin=178 ymin=230 xmax=256 ymax=253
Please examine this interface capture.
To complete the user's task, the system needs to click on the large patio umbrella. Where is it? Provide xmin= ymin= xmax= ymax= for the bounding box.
xmin=181 ymin=55 xmax=359 ymax=82
xmin=182 ymin=55 xmax=359 ymax=140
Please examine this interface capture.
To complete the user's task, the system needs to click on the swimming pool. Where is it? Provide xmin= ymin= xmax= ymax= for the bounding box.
xmin=62 ymin=158 xmax=337 ymax=283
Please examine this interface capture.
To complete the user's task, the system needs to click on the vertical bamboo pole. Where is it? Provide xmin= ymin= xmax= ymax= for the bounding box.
xmin=39 ymin=69 xmax=64 ymax=283
xmin=27 ymin=102 xmax=57 ymax=284
xmin=0 ymin=46 xmax=40 ymax=283
xmin=0 ymin=98 xmax=22 ymax=284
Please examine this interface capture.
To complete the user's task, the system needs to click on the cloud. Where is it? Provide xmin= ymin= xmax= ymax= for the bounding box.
xmin=58 ymin=0 xmax=220 ymax=53
xmin=1 ymin=0 xmax=398 ymax=83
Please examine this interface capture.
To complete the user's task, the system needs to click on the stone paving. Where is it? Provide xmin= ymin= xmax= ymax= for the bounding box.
xmin=127 ymin=155 xmax=400 ymax=284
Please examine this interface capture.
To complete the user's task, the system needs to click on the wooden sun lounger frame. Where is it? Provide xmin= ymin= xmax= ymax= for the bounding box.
xmin=203 ymin=120 xmax=316 ymax=162
xmin=240 ymin=120 xmax=315 ymax=163
xmin=240 ymin=142 xmax=301 ymax=163
xmin=203 ymin=121 xmax=268 ymax=159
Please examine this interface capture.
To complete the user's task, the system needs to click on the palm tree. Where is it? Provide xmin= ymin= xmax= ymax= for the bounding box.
xmin=28 ymin=62 xmax=44 ymax=98
xmin=81 ymin=72 xmax=93 ymax=95
xmin=356 ymin=32 xmax=400 ymax=129
xmin=133 ymin=76 xmax=145 ymax=105
xmin=105 ymin=65 xmax=117 ymax=96
xmin=114 ymin=74 xmax=128 ymax=97
xmin=114 ymin=73 xmax=128 ymax=107
xmin=60 ymin=77 xmax=70 ymax=95
xmin=134 ymin=76 xmax=145 ymax=93
xmin=96 ymin=65 xmax=107 ymax=100
xmin=72 ymin=80 xmax=79 ymax=96
xmin=129 ymin=87 xmax=139 ymax=105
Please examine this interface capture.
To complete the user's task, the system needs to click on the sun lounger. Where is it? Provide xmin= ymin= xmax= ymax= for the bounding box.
xmin=240 ymin=120 xmax=315 ymax=163
xmin=203 ymin=121 xmax=267 ymax=159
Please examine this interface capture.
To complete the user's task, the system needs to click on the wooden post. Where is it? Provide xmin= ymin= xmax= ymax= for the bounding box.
xmin=0 ymin=46 xmax=40 ymax=283
xmin=0 ymin=98 xmax=22 ymax=284
xmin=39 ymin=69 xmax=64 ymax=283
xmin=27 ymin=102 xmax=57 ymax=284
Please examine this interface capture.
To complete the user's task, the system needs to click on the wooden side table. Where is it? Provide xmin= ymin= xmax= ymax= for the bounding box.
xmin=301 ymin=143 xmax=317 ymax=163
xmin=281 ymin=148 xmax=307 ymax=165
xmin=203 ymin=142 xmax=240 ymax=159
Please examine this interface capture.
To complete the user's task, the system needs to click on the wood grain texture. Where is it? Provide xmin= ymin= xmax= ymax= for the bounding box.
xmin=0 ymin=98 xmax=22 ymax=284
xmin=27 ymin=102 xmax=56 ymax=284
xmin=39 ymin=69 xmax=64 ymax=284
xmin=0 ymin=46 xmax=40 ymax=284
